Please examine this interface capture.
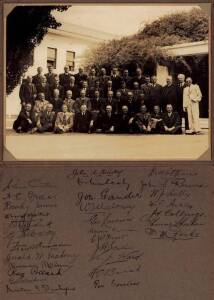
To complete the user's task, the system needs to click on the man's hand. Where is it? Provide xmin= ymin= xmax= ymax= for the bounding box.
xmin=164 ymin=126 xmax=169 ymax=132
xmin=183 ymin=107 xmax=187 ymax=112
xmin=27 ymin=118 xmax=32 ymax=125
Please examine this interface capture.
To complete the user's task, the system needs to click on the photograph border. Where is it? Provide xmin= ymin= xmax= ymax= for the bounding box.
xmin=0 ymin=0 xmax=213 ymax=166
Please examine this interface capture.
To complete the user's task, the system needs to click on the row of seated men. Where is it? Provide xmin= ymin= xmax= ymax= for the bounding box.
xmin=13 ymin=101 xmax=182 ymax=135
xmin=19 ymin=65 xmax=187 ymax=121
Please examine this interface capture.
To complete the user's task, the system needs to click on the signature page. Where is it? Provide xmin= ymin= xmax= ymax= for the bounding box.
xmin=1 ymin=165 xmax=213 ymax=300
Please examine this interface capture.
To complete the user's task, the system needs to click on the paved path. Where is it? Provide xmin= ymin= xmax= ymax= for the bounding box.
xmin=4 ymin=130 xmax=210 ymax=161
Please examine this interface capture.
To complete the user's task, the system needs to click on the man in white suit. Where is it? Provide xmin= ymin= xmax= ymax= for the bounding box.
xmin=183 ymin=77 xmax=202 ymax=134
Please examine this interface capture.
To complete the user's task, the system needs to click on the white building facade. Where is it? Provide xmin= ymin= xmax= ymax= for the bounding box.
xmin=6 ymin=22 xmax=117 ymax=118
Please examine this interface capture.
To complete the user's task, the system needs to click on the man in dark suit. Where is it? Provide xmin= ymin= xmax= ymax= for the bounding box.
xmin=45 ymin=65 xmax=57 ymax=88
xmin=103 ymin=80 xmax=113 ymax=97
xmin=19 ymin=76 xmax=37 ymax=106
xmin=50 ymin=89 xmax=63 ymax=113
xmin=66 ymin=76 xmax=79 ymax=100
xmin=132 ymin=104 xmax=151 ymax=134
xmin=150 ymin=105 xmax=163 ymax=134
xmin=120 ymin=91 xmax=137 ymax=115
xmin=74 ymin=104 xmax=93 ymax=133
xmin=50 ymin=76 xmax=64 ymax=99
xmin=91 ymin=90 xmax=104 ymax=120
xmin=111 ymin=67 xmax=121 ymax=92
xmin=177 ymin=73 xmax=188 ymax=130
xmin=116 ymin=105 xmax=133 ymax=133
xmin=131 ymin=68 xmax=145 ymax=88
xmin=132 ymin=81 xmax=141 ymax=102
xmin=87 ymin=68 xmax=98 ymax=90
xmin=32 ymin=67 xmax=44 ymax=89
xmin=13 ymin=103 xmax=38 ymax=133
xmin=161 ymin=104 xmax=182 ymax=134
xmin=140 ymin=76 xmax=152 ymax=111
xmin=150 ymin=76 xmax=163 ymax=109
xmin=99 ymin=67 xmax=110 ymax=89
xmin=89 ymin=80 xmax=103 ymax=98
xmin=96 ymin=105 xmax=117 ymax=133
xmin=122 ymin=69 xmax=132 ymax=88
xmin=103 ymin=90 xmax=119 ymax=114
xmin=74 ymin=89 xmax=91 ymax=113
xmin=74 ymin=67 xmax=88 ymax=88
xmin=162 ymin=76 xmax=179 ymax=112
xmin=35 ymin=76 xmax=51 ymax=101
xmin=37 ymin=103 xmax=56 ymax=133
xmin=59 ymin=66 xmax=72 ymax=92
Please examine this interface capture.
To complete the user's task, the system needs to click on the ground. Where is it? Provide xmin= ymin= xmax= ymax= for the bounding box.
xmin=5 ymin=129 xmax=210 ymax=161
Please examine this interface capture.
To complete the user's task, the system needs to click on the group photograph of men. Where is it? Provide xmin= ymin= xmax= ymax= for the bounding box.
xmin=13 ymin=65 xmax=203 ymax=136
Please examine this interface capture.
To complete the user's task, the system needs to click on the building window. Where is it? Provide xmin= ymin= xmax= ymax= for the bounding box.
xmin=47 ymin=47 xmax=57 ymax=68
xmin=66 ymin=51 xmax=75 ymax=71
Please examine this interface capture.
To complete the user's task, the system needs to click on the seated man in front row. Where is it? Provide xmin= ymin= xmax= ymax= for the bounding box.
xmin=95 ymin=105 xmax=116 ymax=133
xmin=161 ymin=104 xmax=182 ymax=134
xmin=132 ymin=104 xmax=151 ymax=134
xmin=36 ymin=103 xmax=56 ymax=133
xmin=54 ymin=104 xmax=74 ymax=134
xmin=150 ymin=105 xmax=163 ymax=134
xmin=116 ymin=105 xmax=133 ymax=133
xmin=13 ymin=103 xmax=38 ymax=133
xmin=73 ymin=104 xmax=93 ymax=133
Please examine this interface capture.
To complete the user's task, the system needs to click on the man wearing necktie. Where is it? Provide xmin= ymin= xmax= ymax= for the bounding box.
xmin=36 ymin=104 xmax=56 ymax=133
xmin=177 ymin=73 xmax=189 ymax=130
xmin=54 ymin=104 xmax=74 ymax=133
xmin=161 ymin=104 xmax=182 ymax=134
xmin=73 ymin=104 xmax=93 ymax=133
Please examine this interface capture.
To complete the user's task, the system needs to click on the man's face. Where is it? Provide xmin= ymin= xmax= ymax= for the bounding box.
xmin=48 ymin=66 xmax=53 ymax=73
xmin=95 ymin=81 xmax=99 ymax=87
xmin=42 ymin=77 xmax=47 ymax=84
xmin=91 ymin=69 xmax=96 ymax=76
xmin=27 ymin=76 xmax=32 ymax=83
xmin=133 ymin=82 xmax=139 ymax=89
xmin=121 ymin=82 xmax=126 ymax=89
xmin=178 ymin=75 xmax=185 ymax=83
xmin=145 ymin=77 xmax=150 ymax=84
xmin=39 ymin=93 xmax=45 ymax=101
xmin=80 ymin=91 xmax=86 ymax=98
xmin=55 ymin=77 xmax=59 ymax=84
xmin=166 ymin=77 xmax=172 ymax=85
xmin=108 ymin=91 xmax=113 ymax=99
xmin=82 ymin=81 xmax=88 ymax=88
xmin=107 ymin=81 xmax=112 ymax=87
xmin=37 ymin=67 xmax=43 ymax=74
xmin=122 ymin=106 xmax=128 ymax=114
xmin=66 ymin=91 xmax=72 ymax=99
xmin=47 ymin=104 xmax=53 ymax=112
xmin=106 ymin=106 xmax=112 ymax=114
xmin=79 ymin=67 xmax=83 ymax=74
xmin=124 ymin=70 xmax=129 ymax=77
xmin=70 ymin=76 xmax=75 ymax=84
xmin=80 ymin=105 xmax=87 ymax=113
xmin=101 ymin=68 xmax=106 ymax=75
xmin=94 ymin=91 xmax=99 ymax=98
xmin=140 ymin=105 xmax=147 ymax=113
xmin=151 ymin=76 xmax=157 ymax=84
xmin=136 ymin=68 xmax=142 ymax=76
xmin=112 ymin=68 xmax=117 ymax=75
xmin=64 ymin=66 xmax=69 ymax=73
xmin=25 ymin=103 xmax=32 ymax=112
xmin=62 ymin=105 xmax=68 ymax=113
xmin=53 ymin=90 xmax=59 ymax=98
xmin=154 ymin=106 xmax=160 ymax=114
xmin=186 ymin=78 xmax=192 ymax=86
xmin=127 ymin=93 xmax=133 ymax=101
xmin=116 ymin=91 xmax=121 ymax=98
xmin=166 ymin=104 xmax=173 ymax=113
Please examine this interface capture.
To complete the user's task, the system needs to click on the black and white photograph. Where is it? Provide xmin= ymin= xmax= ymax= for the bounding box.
xmin=4 ymin=3 xmax=210 ymax=160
